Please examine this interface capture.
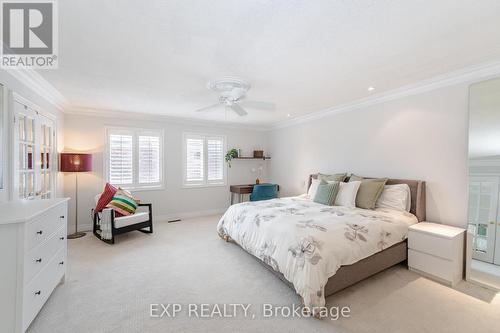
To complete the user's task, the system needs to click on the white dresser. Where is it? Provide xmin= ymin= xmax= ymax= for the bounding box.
xmin=0 ymin=198 xmax=69 ymax=333
xmin=408 ymin=222 xmax=465 ymax=286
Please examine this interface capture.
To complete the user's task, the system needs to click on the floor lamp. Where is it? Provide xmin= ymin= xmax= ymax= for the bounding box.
xmin=60 ymin=153 xmax=93 ymax=239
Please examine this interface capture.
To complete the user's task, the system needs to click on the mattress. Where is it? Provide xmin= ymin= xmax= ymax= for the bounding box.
xmin=217 ymin=196 xmax=418 ymax=310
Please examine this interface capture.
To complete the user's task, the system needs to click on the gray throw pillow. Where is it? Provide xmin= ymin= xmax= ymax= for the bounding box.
xmin=317 ymin=172 xmax=347 ymax=182
xmin=349 ymin=175 xmax=387 ymax=209
xmin=313 ymin=181 xmax=340 ymax=206
xmin=348 ymin=174 xmax=364 ymax=182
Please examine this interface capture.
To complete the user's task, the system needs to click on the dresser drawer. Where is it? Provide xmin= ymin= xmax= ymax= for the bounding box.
xmin=24 ymin=226 xmax=66 ymax=284
xmin=408 ymin=230 xmax=455 ymax=260
xmin=408 ymin=249 xmax=454 ymax=281
xmin=23 ymin=247 xmax=66 ymax=332
xmin=25 ymin=203 xmax=66 ymax=251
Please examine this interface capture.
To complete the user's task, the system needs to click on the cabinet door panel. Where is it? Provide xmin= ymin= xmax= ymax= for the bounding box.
xmin=13 ymin=99 xmax=56 ymax=200
xmin=468 ymin=176 xmax=498 ymax=263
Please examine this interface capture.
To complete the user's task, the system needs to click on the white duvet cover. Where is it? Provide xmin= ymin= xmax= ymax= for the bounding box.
xmin=217 ymin=196 xmax=418 ymax=310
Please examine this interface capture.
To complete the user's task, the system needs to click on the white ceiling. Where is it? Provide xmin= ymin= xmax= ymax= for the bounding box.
xmin=38 ymin=0 xmax=500 ymax=125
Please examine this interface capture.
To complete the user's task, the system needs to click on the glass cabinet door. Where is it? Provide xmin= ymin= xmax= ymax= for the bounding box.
xmin=13 ymin=100 xmax=56 ymax=200
xmin=15 ymin=102 xmax=36 ymax=199
xmin=38 ymin=115 xmax=55 ymax=199
xmin=468 ymin=176 xmax=499 ymax=263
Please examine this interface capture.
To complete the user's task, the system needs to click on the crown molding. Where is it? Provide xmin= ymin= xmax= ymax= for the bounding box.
xmin=64 ymin=107 xmax=272 ymax=132
xmin=271 ymin=60 xmax=500 ymax=130
xmin=6 ymin=68 xmax=68 ymax=111
xmin=7 ymin=59 xmax=500 ymax=131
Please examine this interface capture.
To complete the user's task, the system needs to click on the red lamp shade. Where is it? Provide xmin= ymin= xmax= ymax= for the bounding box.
xmin=60 ymin=153 xmax=93 ymax=172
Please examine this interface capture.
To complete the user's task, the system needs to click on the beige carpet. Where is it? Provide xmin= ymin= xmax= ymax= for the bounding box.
xmin=28 ymin=215 xmax=500 ymax=333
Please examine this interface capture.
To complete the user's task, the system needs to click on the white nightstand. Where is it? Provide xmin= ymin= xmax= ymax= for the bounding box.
xmin=408 ymin=222 xmax=465 ymax=287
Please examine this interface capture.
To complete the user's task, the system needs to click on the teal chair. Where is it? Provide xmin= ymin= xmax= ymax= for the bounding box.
xmin=250 ymin=184 xmax=278 ymax=202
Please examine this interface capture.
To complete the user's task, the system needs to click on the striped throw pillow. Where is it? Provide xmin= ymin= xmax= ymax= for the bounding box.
xmin=313 ymin=181 xmax=340 ymax=206
xmin=106 ymin=189 xmax=138 ymax=216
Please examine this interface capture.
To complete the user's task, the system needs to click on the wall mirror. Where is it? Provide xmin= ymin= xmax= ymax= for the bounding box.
xmin=468 ymin=77 xmax=500 ymax=290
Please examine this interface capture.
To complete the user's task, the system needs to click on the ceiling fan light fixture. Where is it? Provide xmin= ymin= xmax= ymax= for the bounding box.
xmin=197 ymin=77 xmax=274 ymax=117
xmin=207 ymin=77 xmax=251 ymax=93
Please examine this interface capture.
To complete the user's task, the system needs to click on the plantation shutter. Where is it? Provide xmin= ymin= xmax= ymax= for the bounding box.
xmin=138 ymin=135 xmax=160 ymax=184
xmin=185 ymin=136 xmax=204 ymax=184
xmin=109 ymin=134 xmax=133 ymax=185
xmin=207 ymin=137 xmax=224 ymax=183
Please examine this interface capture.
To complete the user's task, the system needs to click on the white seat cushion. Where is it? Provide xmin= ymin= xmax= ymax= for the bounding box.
xmin=114 ymin=212 xmax=150 ymax=228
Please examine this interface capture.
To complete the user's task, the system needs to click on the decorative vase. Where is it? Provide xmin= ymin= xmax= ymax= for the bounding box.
xmin=256 ymin=178 xmax=260 ymax=185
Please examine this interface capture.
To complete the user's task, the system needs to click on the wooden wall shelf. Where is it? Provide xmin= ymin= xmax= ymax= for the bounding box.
xmin=234 ymin=156 xmax=271 ymax=160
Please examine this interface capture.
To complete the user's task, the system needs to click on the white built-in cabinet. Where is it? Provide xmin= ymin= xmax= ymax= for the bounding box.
xmin=12 ymin=94 xmax=56 ymax=200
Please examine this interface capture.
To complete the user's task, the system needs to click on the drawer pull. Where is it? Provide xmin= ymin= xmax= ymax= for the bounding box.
xmin=59 ymin=261 xmax=64 ymax=265
xmin=59 ymin=215 xmax=65 ymax=219
xmin=35 ymin=290 xmax=41 ymax=296
xmin=60 ymin=236 xmax=65 ymax=240
xmin=36 ymin=230 xmax=43 ymax=235
xmin=35 ymin=258 xmax=42 ymax=263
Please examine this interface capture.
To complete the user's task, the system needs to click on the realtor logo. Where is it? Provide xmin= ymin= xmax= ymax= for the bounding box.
xmin=1 ymin=0 xmax=58 ymax=68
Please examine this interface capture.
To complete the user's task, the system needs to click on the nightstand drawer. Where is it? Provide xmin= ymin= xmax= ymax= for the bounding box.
xmin=408 ymin=249 xmax=454 ymax=281
xmin=408 ymin=229 xmax=454 ymax=260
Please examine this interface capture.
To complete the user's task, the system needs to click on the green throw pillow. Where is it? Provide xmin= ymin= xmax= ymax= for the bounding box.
xmin=349 ymin=175 xmax=387 ymax=209
xmin=317 ymin=172 xmax=347 ymax=182
xmin=313 ymin=181 xmax=340 ymax=206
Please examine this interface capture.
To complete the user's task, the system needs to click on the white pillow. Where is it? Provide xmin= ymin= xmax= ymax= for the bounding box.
xmin=375 ymin=184 xmax=411 ymax=212
xmin=332 ymin=181 xmax=361 ymax=208
xmin=307 ymin=178 xmax=321 ymax=199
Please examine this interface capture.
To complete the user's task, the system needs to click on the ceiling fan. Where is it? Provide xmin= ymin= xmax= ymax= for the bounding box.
xmin=195 ymin=77 xmax=276 ymax=116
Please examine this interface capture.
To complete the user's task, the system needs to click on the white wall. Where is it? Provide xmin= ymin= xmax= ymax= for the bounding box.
xmin=268 ymin=84 xmax=470 ymax=227
xmin=63 ymin=113 xmax=268 ymax=232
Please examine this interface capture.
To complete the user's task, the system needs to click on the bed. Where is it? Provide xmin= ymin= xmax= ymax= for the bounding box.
xmin=217 ymin=175 xmax=426 ymax=313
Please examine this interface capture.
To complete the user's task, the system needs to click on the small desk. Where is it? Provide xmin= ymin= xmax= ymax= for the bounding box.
xmin=229 ymin=184 xmax=279 ymax=204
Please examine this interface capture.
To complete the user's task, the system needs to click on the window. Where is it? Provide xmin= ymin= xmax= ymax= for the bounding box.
xmin=183 ymin=133 xmax=226 ymax=186
xmin=106 ymin=127 xmax=163 ymax=190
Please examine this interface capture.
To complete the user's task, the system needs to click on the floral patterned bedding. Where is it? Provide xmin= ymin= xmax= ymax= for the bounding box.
xmin=217 ymin=196 xmax=418 ymax=310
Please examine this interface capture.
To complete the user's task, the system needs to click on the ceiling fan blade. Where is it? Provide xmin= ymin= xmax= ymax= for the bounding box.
xmin=230 ymin=103 xmax=248 ymax=116
xmin=241 ymin=100 xmax=276 ymax=110
xmin=195 ymin=103 xmax=221 ymax=112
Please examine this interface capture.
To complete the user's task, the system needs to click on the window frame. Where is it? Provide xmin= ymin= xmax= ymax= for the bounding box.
xmin=182 ymin=132 xmax=227 ymax=188
xmin=105 ymin=126 xmax=164 ymax=191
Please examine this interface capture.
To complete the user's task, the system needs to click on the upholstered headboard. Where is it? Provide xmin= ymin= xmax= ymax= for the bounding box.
xmin=308 ymin=174 xmax=426 ymax=222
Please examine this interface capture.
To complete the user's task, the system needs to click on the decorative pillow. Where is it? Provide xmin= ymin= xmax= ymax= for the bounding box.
xmin=106 ymin=188 xmax=139 ymax=216
xmin=313 ymin=181 xmax=340 ymax=206
xmin=332 ymin=181 xmax=361 ymax=208
xmin=307 ymin=178 xmax=321 ymax=199
xmin=349 ymin=176 xmax=388 ymax=209
xmin=318 ymin=173 xmax=347 ymax=182
xmin=349 ymin=174 xmax=364 ymax=182
xmin=376 ymin=184 xmax=411 ymax=212
xmin=95 ymin=183 xmax=117 ymax=212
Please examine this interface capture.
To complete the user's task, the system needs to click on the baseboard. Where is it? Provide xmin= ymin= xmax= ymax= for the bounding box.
xmin=155 ymin=208 xmax=226 ymax=223
xmin=75 ymin=208 xmax=227 ymax=232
